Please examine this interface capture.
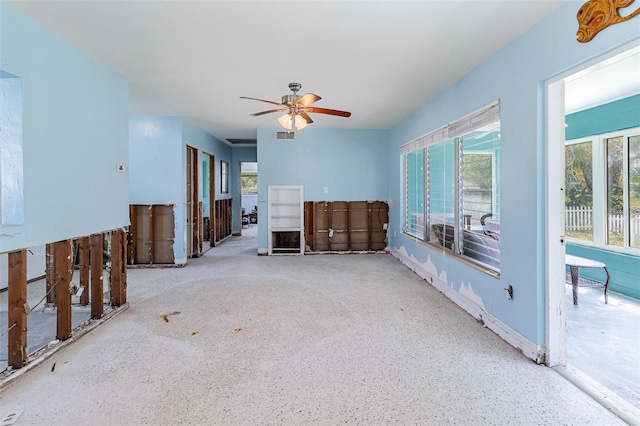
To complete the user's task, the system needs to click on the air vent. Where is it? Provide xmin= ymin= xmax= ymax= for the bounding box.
xmin=275 ymin=131 xmax=295 ymax=140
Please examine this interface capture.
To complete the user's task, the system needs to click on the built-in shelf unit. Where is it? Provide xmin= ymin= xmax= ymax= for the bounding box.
xmin=268 ymin=185 xmax=304 ymax=255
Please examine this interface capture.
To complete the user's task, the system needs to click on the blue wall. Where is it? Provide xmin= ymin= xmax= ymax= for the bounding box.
xmin=0 ymin=4 xmax=129 ymax=253
xmin=257 ymin=127 xmax=389 ymax=252
xmin=387 ymin=1 xmax=640 ymax=346
xmin=129 ymin=116 xmax=183 ymax=205
xmin=129 ymin=116 xmax=231 ymax=263
xmin=565 ymin=93 xmax=640 ymax=299
xmin=565 ymin=94 xmax=640 ymax=140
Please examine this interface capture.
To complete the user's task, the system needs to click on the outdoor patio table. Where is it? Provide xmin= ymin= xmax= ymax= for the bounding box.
xmin=566 ymin=254 xmax=610 ymax=305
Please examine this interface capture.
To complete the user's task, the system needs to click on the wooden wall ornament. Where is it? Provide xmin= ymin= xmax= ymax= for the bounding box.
xmin=577 ymin=0 xmax=640 ymax=43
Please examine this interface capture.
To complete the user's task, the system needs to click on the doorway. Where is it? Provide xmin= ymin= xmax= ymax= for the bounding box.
xmin=202 ymin=152 xmax=215 ymax=248
xmin=186 ymin=145 xmax=201 ymax=258
xmin=546 ymin=43 xmax=640 ymax=412
xmin=241 ymin=162 xmax=258 ymax=235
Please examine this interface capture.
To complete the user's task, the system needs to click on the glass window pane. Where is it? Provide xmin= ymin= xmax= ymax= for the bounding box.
xmin=405 ymin=150 xmax=425 ymax=238
xmin=606 ymin=137 xmax=624 ymax=246
xmin=564 ymin=141 xmax=593 ymax=241
xmin=460 ymin=121 xmax=500 ymax=268
xmin=629 ymin=135 xmax=640 ymax=248
xmin=428 ymin=139 xmax=455 ymax=250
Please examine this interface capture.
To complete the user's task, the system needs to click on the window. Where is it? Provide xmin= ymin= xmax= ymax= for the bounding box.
xmin=401 ymin=101 xmax=500 ymax=270
xmin=564 ymin=140 xmax=593 ymax=241
xmin=565 ymin=128 xmax=640 ymax=252
xmin=630 ymin=136 xmax=640 ymax=248
xmin=404 ymin=149 xmax=425 ymax=238
xmin=221 ymin=160 xmax=229 ymax=194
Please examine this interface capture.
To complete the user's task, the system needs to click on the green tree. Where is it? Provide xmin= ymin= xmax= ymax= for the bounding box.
xmin=565 ymin=142 xmax=593 ymax=207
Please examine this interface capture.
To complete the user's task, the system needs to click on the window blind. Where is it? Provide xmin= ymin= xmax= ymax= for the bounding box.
xmin=400 ymin=100 xmax=500 ymax=155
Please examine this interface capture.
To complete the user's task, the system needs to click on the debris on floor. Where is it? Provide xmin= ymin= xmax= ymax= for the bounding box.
xmin=161 ymin=311 xmax=181 ymax=323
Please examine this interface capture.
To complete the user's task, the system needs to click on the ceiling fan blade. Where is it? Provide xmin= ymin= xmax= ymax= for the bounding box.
xmin=250 ymin=108 xmax=285 ymax=116
xmin=299 ymin=111 xmax=313 ymax=124
xmin=295 ymin=93 xmax=321 ymax=107
xmin=307 ymin=107 xmax=351 ymax=117
xmin=240 ymin=96 xmax=283 ymax=106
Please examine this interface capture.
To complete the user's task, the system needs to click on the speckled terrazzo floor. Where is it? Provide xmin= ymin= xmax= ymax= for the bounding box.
xmin=0 ymin=226 xmax=627 ymax=425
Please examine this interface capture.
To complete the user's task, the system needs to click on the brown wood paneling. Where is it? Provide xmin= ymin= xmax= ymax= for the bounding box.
xmin=152 ymin=205 xmax=175 ymax=264
xmin=330 ymin=202 xmax=349 ymax=251
xmin=313 ymin=202 xmax=330 ymax=251
xmin=349 ymin=201 xmax=369 ymax=251
xmin=370 ymin=201 xmax=389 ymax=250
xmin=133 ymin=205 xmax=151 ymax=263
xmin=304 ymin=201 xmax=314 ymax=251
xmin=129 ymin=204 xmax=175 ymax=264
xmin=8 ymin=250 xmax=27 ymax=368
xmin=305 ymin=201 xmax=389 ymax=252
xmin=213 ymin=199 xmax=232 ymax=245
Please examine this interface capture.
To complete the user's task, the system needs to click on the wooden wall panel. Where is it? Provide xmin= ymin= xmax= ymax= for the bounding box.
xmin=129 ymin=204 xmax=175 ymax=264
xmin=304 ymin=201 xmax=314 ymax=251
xmin=152 ymin=205 xmax=175 ymax=264
xmin=330 ymin=202 xmax=349 ymax=251
xmin=213 ymin=199 xmax=232 ymax=245
xmin=133 ymin=205 xmax=151 ymax=263
xmin=349 ymin=201 xmax=369 ymax=251
xmin=313 ymin=202 xmax=330 ymax=251
xmin=305 ymin=201 xmax=389 ymax=252
xmin=370 ymin=201 xmax=389 ymax=251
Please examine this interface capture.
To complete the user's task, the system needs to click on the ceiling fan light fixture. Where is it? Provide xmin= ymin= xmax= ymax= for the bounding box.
xmin=242 ymin=82 xmax=350 ymax=131
xmin=278 ymin=113 xmax=293 ymax=130
xmin=294 ymin=114 xmax=308 ymax=130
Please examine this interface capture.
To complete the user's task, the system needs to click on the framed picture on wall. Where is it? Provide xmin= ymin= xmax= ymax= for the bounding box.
xmin=221 ymin=161 xmax=229 ymax=194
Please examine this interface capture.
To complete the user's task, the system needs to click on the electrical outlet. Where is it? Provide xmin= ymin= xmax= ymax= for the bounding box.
xmin=323 ymin=186 xmax=328 ymax=193
xmin=504 ymin=285 xmax=513 ymax=300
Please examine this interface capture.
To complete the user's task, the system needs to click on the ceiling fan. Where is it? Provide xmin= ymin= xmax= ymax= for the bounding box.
xmin=240 ymin=82 xmax=351 ymax=130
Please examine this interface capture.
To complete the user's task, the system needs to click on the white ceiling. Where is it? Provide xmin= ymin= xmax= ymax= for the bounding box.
xmin=3 ymin=0 xmax=603 ymax=144
xmin=564 ymin=46 xmax=640 ymax=114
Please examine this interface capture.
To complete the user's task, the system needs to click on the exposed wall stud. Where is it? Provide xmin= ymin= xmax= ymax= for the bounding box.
xmin=45 ymin=243 xmax=55 ymax=304
xmin=54 ymin=240 xmax=72 ymax=341
xmin=90 ymin=233 xmax=104 ymax=319
xmin=78 ymin=236 xmax=90 ymax=305
xmin=109 ymin=229 xmax=127 ymax=307
xmin=8 ymin=250 xmax=28 ymax=368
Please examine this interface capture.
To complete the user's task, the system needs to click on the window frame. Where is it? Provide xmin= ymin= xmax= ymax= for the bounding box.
xmin=401 ymin=101 xmax=501 ymax=272
xmin=564 ymin=126 xmax=640 ymax=255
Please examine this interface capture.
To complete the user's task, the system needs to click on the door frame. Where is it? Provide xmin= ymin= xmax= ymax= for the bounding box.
xmin=544 ymin=40 xmax=640 ymax=366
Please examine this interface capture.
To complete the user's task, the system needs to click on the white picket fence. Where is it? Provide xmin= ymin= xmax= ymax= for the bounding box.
xmin=565 ymin=206 xmax=640 ymax=234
